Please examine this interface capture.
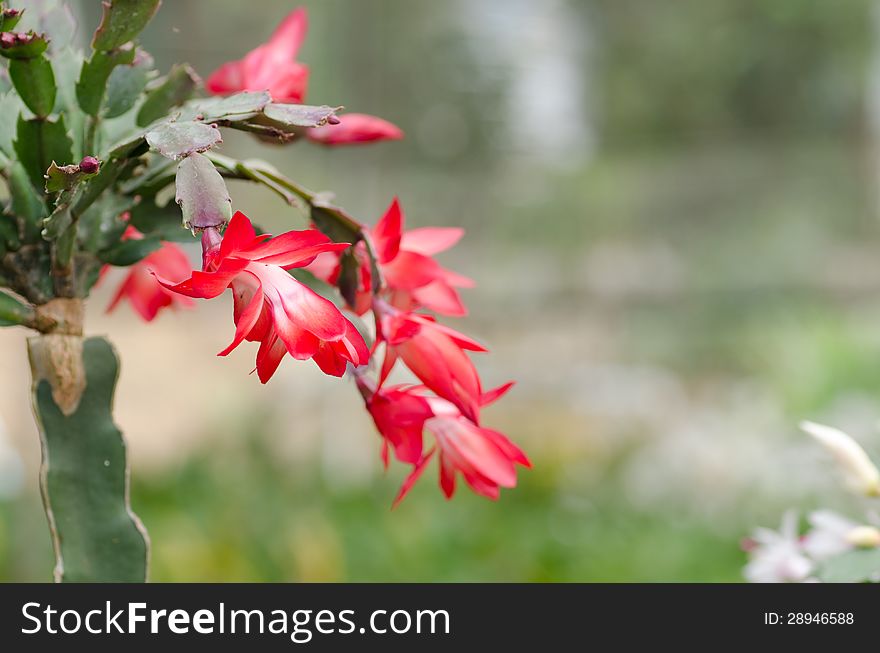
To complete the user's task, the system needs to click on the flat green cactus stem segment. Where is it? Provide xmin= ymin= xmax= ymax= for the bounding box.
xmin=29 ymin=335 xmax=149 ymax=582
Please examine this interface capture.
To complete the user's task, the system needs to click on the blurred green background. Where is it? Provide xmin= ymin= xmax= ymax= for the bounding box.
xmin=3 ymin=0 xmax=880 ymax=581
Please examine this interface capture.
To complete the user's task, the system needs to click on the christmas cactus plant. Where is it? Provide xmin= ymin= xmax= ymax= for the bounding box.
xmin=0 ymin=1 xmax=528 ymax=582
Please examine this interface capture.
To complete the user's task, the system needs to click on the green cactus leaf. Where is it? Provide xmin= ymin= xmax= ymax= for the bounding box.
xmin=104 ymin=50 xmax=155 ymax=118
xmin=76 ymin=45 xmax=136 ymax=116
xmin=0 ymin=216 xmax=19 ymax=251
xmin=0 ymin=30 xmax=49 ymax=59
xmin=8 ymin=161 xmax=46 ymax=239
xmin=136 ymin=63 xmax=199 ymax=127
xmin=50 ymin=47 xmax=86 ymax=159
xmin=262 ymin=103 xmax=341 ymax=128
xmin=45 ymin=160 xmax=98 ymax=194
xmin=174 ymin=152 xmax=231 ymax=231
xmin=0 ymin=91 xmax=23 ymax=157
xmin=29 ymin=336 xmax=149 ymax=582
xmin=310 ymin=201 xmax=362 ymax=243
xmin=98 ymin=234 xmax=161 ymax=266
xmin=91 ymin=0 xmax=161 ymax=51
xmin=8 ymin=54 xmax=56 ymax=117
xmin=183 ymin=90 xmax=271 ymax=122
xmin=146 ymin=121 xmax=221 ymax=160
xmin=0 ymin=8 xmax=23 ymax=33
xmin=77 ymin=193 xmax=133 ymax=252
xmin=42 ymin=204 xmax=72 ymax=240
xmin=14 ymin=114 xmax=73 ymax=190
xmin=0 ymin=290 xmax=33 ymax=326
xmin=129 ymin=199 xmax=195 ymax=242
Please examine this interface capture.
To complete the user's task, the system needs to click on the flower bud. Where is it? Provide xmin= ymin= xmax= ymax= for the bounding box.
xmin=845 ymin=525 xmax=880 ymax=549
xmin=801 ymin=421 xmax=880 ymax=497
xmin=78 ymin=156 xmax=100 ymax=175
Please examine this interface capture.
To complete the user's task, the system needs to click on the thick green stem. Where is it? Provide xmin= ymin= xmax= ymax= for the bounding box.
xmin=29 ymin=329 xmax=150 ymax=582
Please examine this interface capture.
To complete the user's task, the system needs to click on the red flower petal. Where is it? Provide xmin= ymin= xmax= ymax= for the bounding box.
xmin=392 ymin=447 xmax=436 ymax=509
xmin=205 ymin=60 xmax=245 ymax=95
xmin=218 ymin=273 xmax=264 ymax=356
xmin=372 ymin=197 xmax=403 ymax=264
xmin=400 ymin=227 xmax=464 ymax=256
xmin=219 ymin=211 xmax=258 ymax=259
xmin=410 ymin=282 xmax=468 ymax=316
xmin=306 ymin=113 xmax=403 ymax=146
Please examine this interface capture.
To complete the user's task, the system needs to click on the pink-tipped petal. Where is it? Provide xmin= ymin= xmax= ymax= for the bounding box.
xmin=400 ymin=227 xmax=464 ymax=256
xmin=307 ymin=113 xmax=403 ymax=146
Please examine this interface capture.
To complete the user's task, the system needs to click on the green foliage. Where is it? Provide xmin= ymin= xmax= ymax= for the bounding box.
xmin=0 ymin=91 xmax=22 ymax=157
xmin=136 ymin=63 xmax=198 ymax=127
xmin=262 ymin=103 xmax=340 ymax=128
xmin=184 ymin=90 xmax=271 ymax=122
xmin=30 ymin=336 xmax=149 ymax=582
xmin=76 ymin=45 xmax=136 ymax=116
xmin=128 ymin=199 xmax=195 ymax=242
xmin=174 ymin=152 xmax=231 ymax=230
xmin=0 ymin=31 xmax=48 ymax=59
xmin=104 ymin=50 xmax=155 ymax=118
xmin=91 ymin=0 xmax=162 ymax=51
xmin=98 ymin=234 xmax=161 ymax=266
xmin=8 ymin=161 xmax=46 ymax=238
xmin=44 ymin=161 xmax=98 ymax=194
xmin=13 ymin=115 xmax=73 ymax=190
xmin=0 ymin=290 xmax=34 ymax=326
xmin=145 ymin=121 xmax=222 ymax=159
xmin=8 ymin=55 xmax=56 ymax=117
xmin=0 ymin=8 xmax=23 ymax=32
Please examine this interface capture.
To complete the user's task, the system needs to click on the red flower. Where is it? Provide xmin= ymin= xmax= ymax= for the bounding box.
xmin=206 ymin=7 xmax=310 ymax=103
xmin=359 ymin=380 xmax=529 ymax=505
xmin=306 ymin=113 xmax=404 ymax=146
xmin=372 ymin=198 xmax=473 ymax=316
xmin=205 ymin=8 xmax=402 ymax=145
xmin=376 ymin=303 xmax=485 ymax=423
xmin=106 ymin=227 xmax=194 ymax=322
xmin=157 ymin=211 xmax=369 ymax=382
xmin=308 ymin=197 xmax=473 ymax=316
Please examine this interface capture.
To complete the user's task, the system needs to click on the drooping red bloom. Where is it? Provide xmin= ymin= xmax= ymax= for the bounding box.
xmin=376 ymin=302 xmax=486 ymax=423
xmin=106 ymin=227 xmax=194 ymax=322
xmin=157 ymin=211 xmax=369 ymax=382
xmin=306 ymin=113 xmax=404 ymax=146
xmin=359 ymin=380 xmax=529 ymax=504
xmin=308 ymin=197 xmax=473 ymax=316
xmin=206 ymin=7 xmax=310 ymax=103
xmin=205 ymin=8 xmax=402 ymax=146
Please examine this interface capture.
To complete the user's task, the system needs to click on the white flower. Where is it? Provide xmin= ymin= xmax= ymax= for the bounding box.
xmin=744 ymin=511 xmax=813 ymax=583
xmin=800 ymin=421 xmax=880 ymax=497
xmin=802 ymin=510 xmax=859 ymax=560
